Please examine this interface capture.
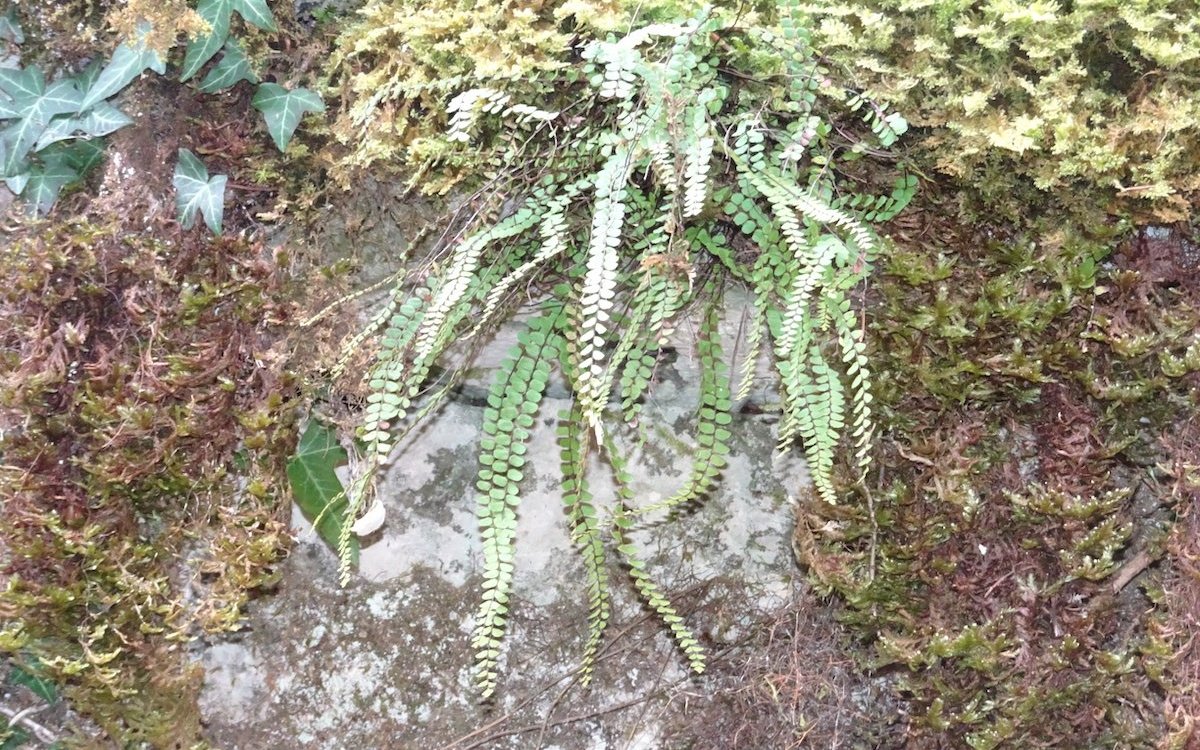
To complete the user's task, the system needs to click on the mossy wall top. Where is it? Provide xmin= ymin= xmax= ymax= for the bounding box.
xmin=794 ymin=0 xmax=1200 ymax=219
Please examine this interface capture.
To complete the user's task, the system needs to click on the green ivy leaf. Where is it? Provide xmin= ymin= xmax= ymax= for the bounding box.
xmin=286 ymin=421 xmax=359 ymax=562
xmin=0 ymin=7 xmax=23 ymax=44
xmin=17 ymin=154 xmax=78 ymax=216
xmin=78 ymin=31 xmax=164 ymax=111
xmin=181 ymin=0 xmax=233 ymax=82
xmin=8 ymin=661 xmax=57 ymax=703
xmin=43 ymin=138 xmax=105 ymax=176
xmin=0 ymin=68 xmax=83 ymax=175
xmin=198 ymin=41 xmax=259 ymax=93
xmin=72 ymin=60 xmax=103 ymax=94
xmin=182 ymin=0 xmax=275 ymax=82
xmin=35 ymin=103 xmax=133 ymax=150
xmin=173 ymin=148 xmax=227 ymax=234
xmin=232 ymin=0 xmax=277 ymax=32
xmin=251 ymin=83 xmax=324 ymax=151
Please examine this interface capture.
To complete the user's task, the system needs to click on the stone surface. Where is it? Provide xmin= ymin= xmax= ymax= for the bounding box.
xmin=196 ymin=292 xmax=816 ymax=747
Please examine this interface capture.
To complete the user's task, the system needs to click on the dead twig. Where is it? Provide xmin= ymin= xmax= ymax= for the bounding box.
xmin=1110 ymin=548 xmax=1158 ymax=594
xmin=0 ymin=703 xmax=58 ymax=745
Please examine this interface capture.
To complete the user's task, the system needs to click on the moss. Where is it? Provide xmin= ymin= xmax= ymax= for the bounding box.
xmin=795 ymin=192 xmax=1199 ymax=746
xmin=0 ymin=218 xmax=296 ymax=744
xmin=795 ymin=0 xmax=1200 ymax=220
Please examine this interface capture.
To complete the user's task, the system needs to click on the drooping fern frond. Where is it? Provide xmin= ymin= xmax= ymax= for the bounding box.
xmin=471 ymin=308 xmax=563 ymax=698
xmin=411 ymin=202 xmax=543 ymax=369
xmin=605 ymin=438 xmax=706 ymax=675
xmin=574 ymin=146 xmax=633 ymax=439
xmin=557 ymin=404 xmax=610 ymax=687
xmin=634 ymin=286 xmax=732 ymax=517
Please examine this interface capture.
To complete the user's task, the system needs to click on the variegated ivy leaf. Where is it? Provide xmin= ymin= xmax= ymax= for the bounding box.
xmin=198 ymin=41 xmax=258 ymax=93
xmin=78 ymin=26 xmax=165 ymax=112
xmin=4 ymin=171 xmax=26 ymax=195
xmin=42 ymin=139 xmax=105 ymax=176
xmin=181 ymin=0 xmax=233 ymax=82
xmin=35 ymin=103 xmax=133 ymax=150
xmin=72 ymin=60 xmax=103 ymax=97
xmin=251 ymin=84 xmax=324 ymax=152
xmin=173 ymin=148 xmax=227 ymax=235
xmin=181 ymin=0 xmax=276 ymax=82
xmin=232 ymin=0 xmax=277 ymax=32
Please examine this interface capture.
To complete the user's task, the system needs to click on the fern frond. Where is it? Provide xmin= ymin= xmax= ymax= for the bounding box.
xmin=412 ymin=202 xmax=542 ymax=370
xmin=635 ymin=290 xmax=732 ymax=516
xmin=468 ymin=190 xmax=577 ymax=339
xmin=618 ymin=271 xmax=689 ymax=423
xmin=574 ymin=146 xmax=632 ymax=438
xmin=779 ymin=345 xmax=845 ymax=504
xmin=471 ymin=309 xmax=562 ymax=698
xmin=447 ymin=87 xmax=510 ymax=143
xmin=828 ymin=289 xmax=874 ymax=480
xmin=557 ymin=404 xmax=610 ymax=686
xmin=605 ymin=441 xmax=705 ymax=675
xmin=682 ymin=105 xmax=714 ymax=219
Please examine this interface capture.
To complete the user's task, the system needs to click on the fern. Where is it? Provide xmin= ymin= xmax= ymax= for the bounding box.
xmin=574 ymin=146 xmax=633 ymax=438
xmin=326 ymin=6 xmax=915 ymax=696
xmin=605 ymin=438 xmax=706 ymax=674
xmin=557 ymin=404 xmax=610 ymax=687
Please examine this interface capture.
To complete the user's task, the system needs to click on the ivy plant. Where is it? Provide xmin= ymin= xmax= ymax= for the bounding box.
xmin=327 ymin=6 xmax=915 ymax=698
xmin=1 ymin=2 xmax=324 ymax=221
xmin=179 ymin=0 xmax=277 ymax=82
xmin=251 ymin=84 xmax=326 ymax=151
xmin=0 ymin=20 xmax=160 ymax=216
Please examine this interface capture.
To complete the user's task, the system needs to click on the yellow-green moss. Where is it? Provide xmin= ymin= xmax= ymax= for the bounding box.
xmin=795 ymin=0 xmax=1200 ymax=220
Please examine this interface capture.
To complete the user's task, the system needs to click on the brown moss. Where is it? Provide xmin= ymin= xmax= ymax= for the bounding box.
xmin=0 ymin=213 xmax=297 ymax=744
xmin=788 ymin=183 xmax=1199 ymax=747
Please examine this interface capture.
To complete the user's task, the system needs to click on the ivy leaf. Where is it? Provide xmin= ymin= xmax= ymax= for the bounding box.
xmin=17 ymin=154 xmax=79 ymax=216
xmin=0 ymin=7 xmax=23 ymax=44
xmin=0 ymin=68 xmax=81 ymax=116
xmin=35 ymin=103 xmax=133 ymax=150
xmin=78 ymin=34 xmax=164 ymax=111
xmin=173 ymin=148 xmax=227 ymax=234
xmin=181 ymin=0 xmax=233 ymax=82
xmin=286 ymin=421 xmax=359 ymax=562
xmin=232 ymin=0 xmax=277 ymax=32
xmin=4 ymin=170 xmax=27 ymax=195
xmin=0 ymin=67 xmax=44 ymax=103
xmin=41 ymin=138 xmax=105 ymax=176
xmin=0 ymin=69 xmax=83 ymax=175
xmin=251 ymin=83 xmax=324 ymax=151
xmin=72 ymin=60 xmax=104 ymax=94
xmin=8 ymin=661 xmax=57 ymax=703
xmin=198 ymin=41 xmax=258 ymax=93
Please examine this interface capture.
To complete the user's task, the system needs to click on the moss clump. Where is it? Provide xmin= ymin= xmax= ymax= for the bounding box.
xmin=322 ymin=0 xmax=738 ymax=187
xmin=796 ymin=193 xmax=1200 ymax=746
xmin=794 ymin=0 xmax=1200 ymax=220
xmin=0 ymin=218 xmax=295 ymax=745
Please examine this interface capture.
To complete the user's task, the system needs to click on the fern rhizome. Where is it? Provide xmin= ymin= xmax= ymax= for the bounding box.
xmin=329 ymin=6 xmax=914 ymax=698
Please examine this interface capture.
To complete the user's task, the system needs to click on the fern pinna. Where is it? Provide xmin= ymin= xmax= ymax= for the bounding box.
xmin=329 ymin=6 xmax=914 ymax=697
